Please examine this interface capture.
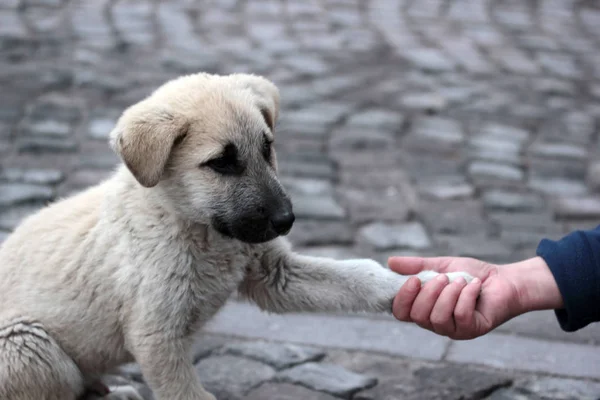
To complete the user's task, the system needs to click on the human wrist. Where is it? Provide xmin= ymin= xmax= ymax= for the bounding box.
xmin=502 ymin=256 xmax=564 ymax=313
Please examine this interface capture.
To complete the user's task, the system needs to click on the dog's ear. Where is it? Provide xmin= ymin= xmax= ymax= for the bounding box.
xmin=232 ymin=74 xmax=280 ymax=132
xmin=109 ymin=102 xmax=188 ymax=188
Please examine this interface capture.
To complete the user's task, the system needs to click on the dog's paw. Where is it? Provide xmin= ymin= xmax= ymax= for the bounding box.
xmin=103 ymin=385 xmax=145 ymax=400
xmin=416 ymin=271 xmax=475 ymax=285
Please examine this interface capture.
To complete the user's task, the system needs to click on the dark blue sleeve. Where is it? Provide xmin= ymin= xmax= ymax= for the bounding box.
xmin=536 ymin=226 xmax=600 ymax=332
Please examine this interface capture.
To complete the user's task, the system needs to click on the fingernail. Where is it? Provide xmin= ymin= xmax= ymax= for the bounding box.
xmin=436 ymin=274 xmax=448 ymax=282
xmin=471 ymin=277 xmax=481 ymax=285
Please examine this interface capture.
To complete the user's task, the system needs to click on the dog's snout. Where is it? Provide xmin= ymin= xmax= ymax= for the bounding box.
xmin=270 ymin=209 xmax=295 ymax=235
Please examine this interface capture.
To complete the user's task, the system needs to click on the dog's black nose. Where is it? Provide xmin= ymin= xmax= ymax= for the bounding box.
xmin=270 ymin=210 xmax=295 ymax=235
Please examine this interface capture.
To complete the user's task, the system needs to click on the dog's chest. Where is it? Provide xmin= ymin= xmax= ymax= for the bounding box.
xmin=164 ymin=241 xmax=251 ymax=324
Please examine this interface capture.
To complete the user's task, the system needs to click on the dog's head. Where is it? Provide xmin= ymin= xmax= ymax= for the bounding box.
xmin=109 ymin=73 xmax=294 ymax=244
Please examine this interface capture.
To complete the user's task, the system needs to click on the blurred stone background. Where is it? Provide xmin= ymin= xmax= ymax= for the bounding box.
xmin=1 ymin=0 xmax=600 ymax=399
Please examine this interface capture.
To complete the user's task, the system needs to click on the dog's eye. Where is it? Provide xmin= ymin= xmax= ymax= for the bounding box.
xmin=263 ymin=139 xmax=272 ymax=161
xmin=203 ymin=144 xmax=244 ymax=175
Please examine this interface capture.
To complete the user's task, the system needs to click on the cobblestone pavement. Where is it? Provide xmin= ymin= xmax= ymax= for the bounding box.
xmin=1 ymin=0 xmax=600 ymax=398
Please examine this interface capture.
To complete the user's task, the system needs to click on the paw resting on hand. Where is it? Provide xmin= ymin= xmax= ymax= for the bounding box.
xmin=416 ymin=271 xmax=475 ymax=285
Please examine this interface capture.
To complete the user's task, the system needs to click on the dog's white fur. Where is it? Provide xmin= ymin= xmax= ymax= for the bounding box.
xmin=0 ymin=73 xmax=472 ymax=400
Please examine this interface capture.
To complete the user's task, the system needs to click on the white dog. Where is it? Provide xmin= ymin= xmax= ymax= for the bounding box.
xmin=0 ymin=73 xmax=472 ymax=400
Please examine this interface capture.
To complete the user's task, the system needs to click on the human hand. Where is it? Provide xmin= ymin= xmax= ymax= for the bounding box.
xmin=390 ymin=256 xmax=563 ymax=340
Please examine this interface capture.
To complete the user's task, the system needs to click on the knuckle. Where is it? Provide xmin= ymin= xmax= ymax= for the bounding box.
xmin=430 ymin=314 xmax=448 ymax=327
xmin=454 ymin=309 xmax=469 ymax=323
xmin=409 ymin=310 xmax=425 ymax=323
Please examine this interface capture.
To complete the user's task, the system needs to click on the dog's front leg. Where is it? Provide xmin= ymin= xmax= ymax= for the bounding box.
xmin=240 ymin=240 xmax=473 ymax=315
xmin=239 ymin=240 xmax=411 ymax=314
xmin=130 ymin=337 xmax=215 ymax=400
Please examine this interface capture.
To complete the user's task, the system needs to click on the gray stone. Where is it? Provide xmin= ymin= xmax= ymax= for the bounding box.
xmin=281 ymin=103 xmax=349 ymax=130
xmin=278 ymin=159 xmax=335 ymax=180
xmin=468 ymin=161 xmax=524 ymax=182
xmin=591 ymin=83 xmax=600 ymax=99
xmin=292 ymin=194 xmax=346 ymax=220
xmin=488 ymin=211 xmax=558 ymax=233
xmin=533 ymin=78 xmax=575 ymax=96
xmin=500 ymin=230 xmax=549 ymax=249
xmin=553 ymin=197 xmax=600 ymax=219
xmin=26 ymin=120 xmax=71 ymax=137
xmin=0 ymin=183 xmax=54 ymax=207
xmin=0 ymin=168 xmax=64 ymax=185
xmin=329 ymin=128 xmax=394 ymax=151
xmin=17 ymin=137 xmax=78 ymax=153
xmin=564 ymin=111 xmax=595 ymax=143
xmin=206 ymin=302 xmax=450 ymax=361
xmin=520 ymin=376 xmax=600 ymax=399
xmin=310 ymin=75 xmax=361 ymax=97
xmin=447 ymin=333 xmax=600 ymax=379
xmin=338 ymin=168 xmax=414 ymax=190
xmin=288 ymin=220 xmax=353 ymax=246
xmin=448 ymin=0 xmax=489 ymax=22
xmin=88 ymin=116 xmax=117 ymax=140
xmin=358 ymin=222 xmax=431 ymax=251
xmin=220 ymin=341 xmax=325 ymax=370
xmin=418 ymin=177 xmax=474 ymax=200
xmin=79 ymin=152 xmax=120 ymax=169
xmin=409 ymin=366 xmax=512 ymax=400
xmin=60 ymin=170 xmax=112 ymax=194
xmin=195 ymin=355 xmax=275 ymax=400
xmin=246 ymin=383 xmax=339 ymax=400
xmin=281 ymin=54 xmax=330 ymax=75
xmin=276 ymin=362 xmax=376 ymax=398
xmin=468 ymin=136 xmax=521 ymax=164
xmin=191 ymin=335 xmax=229 ymax=362
xmin=0 ymin=204 xmax=42 ymax=230
xmin=442 ymin=39 xmax=495 ymax=74
xmin=437 ymin=85 xmax=478 ymax=104
xmin=509 ymin=103 xmax=546 ymax=120
xmin=489 ymin=48 xmax=539 ymax=74
xmin=435 ymin=235 xmax=512 ymax=262
xmin=406 ymin=116 xmax=464 ymax=148
xmin=495 ymin=7 xmax=533 ymax=28
xmin=480 ymin=122 xmax=530 ymax=143
xmin=529 ymin=177 xmax=588 ymax=196
xmin=537 ymin=52 xmax=581 ymax=78
xmin=419 ymin=200 xmax=489 ymax=236
xmin=529 ymin=157 xmax=587 ymax=181
xmin=529 ymin=142 xmax=587 ymax=160
xmin=482 ymin=190 xmax=545 ymax=211
xmin=28 ymin=95 xmax=81 ymax=123
xmin=499 ymin=309 xmax=600 ymax=346
xmin=518 ymin=34 xmax=560 ymax=51
xmin=281 ymin=177 xmax=332 ymax=197
xmin=345 ymin=109 xmax=404 ymax=132
xmin=340 ymin=188 xmax=412 ymax=223
xmin=401 ymin=92 xmax=447 ymax=112
xmin=402 ymin=48 xmax=456 ymax=72
xmin=587 ymin=162 xmax=600 ymax=191
xmin=487 ymin=387 xmax=540 ymax=400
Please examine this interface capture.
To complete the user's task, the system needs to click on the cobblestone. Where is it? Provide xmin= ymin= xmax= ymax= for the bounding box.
xmin=0 ymin=182 xmax=54 ymax=207
xmin=2 ymin=0 xmax=600 ymax=397
xmin=482 ymin=190 xmax=545 ymax=212
xmin=277 ymin=362 xmax=377 ymax=398
xmin=402 ymin=48 xmax=457 ymax=72
xmin=358 ymin=222 xmax=431 ymax=251
xmin=219 ymin=341 xmax=325 ymax=370
xmin=195 ymin=355 xmax=275 ymax=400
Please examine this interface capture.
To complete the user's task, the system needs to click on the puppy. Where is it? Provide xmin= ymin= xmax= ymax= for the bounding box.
xmin=0 ymin=73 xmax=472 ymax=400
